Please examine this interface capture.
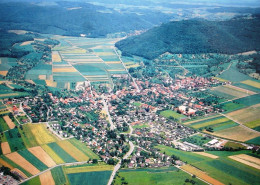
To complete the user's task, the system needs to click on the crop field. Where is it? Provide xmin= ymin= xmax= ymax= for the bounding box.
xmin=226 ymin=104 xmax=260 ymax=129
xmin=0 ymin=116 xmax=10 ymax=132
xmin=181 ymin=165 xmax=224 ymax=185
xmin=68 ymin=138 xmax=99 ymax=159
xmin=64 ymin=164 xmax=113 ymax=174
xmin=209 ymin=125 xmax=260 ymax=142
xmin=51 ymin=166 xmax=69 ymax=185
xmin=27 ymin=124 xmax=58 ymax=145
xmin=160 ymin=110 xmax=186 ymax=120
xmin=246 ymin=136 xmax=260 ymax=145
xmin=5 ymin=152 xmax=40 ymax=175
xmin=3 ymin=115 xmax=15 ymax=129
xmin=52 ymin=51 xmax=61 ymax=62
xmin=41 ymin=144 xmax=65 ymax=164
xmin=115 ymin=167 xmax=206 ymax=185
xmin=28 ymin=146 xmax=56 ymax=167
xmin=18 ymin=149 xmax=48 ymax=171
xmin=233 ymin=82 xmax=260 ymax=93
xmin=57 ymin=140 xmax=89 ymax=162
xmin=241 ymin=80 xmax=260 ymax=89
xmin=19 ymin=124 xmax=38 ymax=148
xmin=39 ymin=170 xmax=55 ymax=185
xmin=67 ymin=170 xmax=112 ymax=185
xmin=12 ymin=168 xmax=28 ymax=179
xmin=21 ymin=176 xmax=40 ymax=185
xmin=0 ymin=58 xmax=17 ymax=73
xmin=210 ymin=85 xmax=251 ymax=99
xmin=221 ymin=102 xmax=245 ymax=112
xmin=235 ymin=94 xmax=260 ymax=106
xmin=47 ymin=142 xmax=77 ymax=163
xmin=188 ymin=116 xmax=239 ymax=131
xmin=229 ymin=154 xmax=260 ymax=170
xmin=156 ymin=145 xmax=260 ymax=185
xmin=1 ymin=142 xmax=11 ymax=154
xmin=193 ymin=152 xmax=219 ymax=159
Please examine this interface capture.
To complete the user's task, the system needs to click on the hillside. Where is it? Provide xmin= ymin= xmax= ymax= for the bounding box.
xmin=116 ymin=15 xmax=260 ymax=59
xmin=0 ymin=1 xmax=173 ymax=37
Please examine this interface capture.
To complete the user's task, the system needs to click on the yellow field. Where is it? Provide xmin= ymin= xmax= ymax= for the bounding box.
xmin=193 ymin=152 xmax=219 ymax=159
xmin=209 ymin=126 xmax=260 ymax=142
xmin=0 ymin=93 xmax=19 ymax=97
xmin=241 ymin=80 xmax=260 ymax=88
xmin=0 ymin=158 xmax=13 ymax=169
xmin=126 ymin=64 xmax=140 ymax=69
xmin=52 ymin=51 xmax=61 ymax=62
xmin=64 ymin=165 xmax=113 ymax=174
xmin=181 ymin=165 xmax=224 ymax=185
xmin=1 ymin=142 xmax=11 ymax=154
xmin=107 ymin=69 xmax=125 ymax=72
xmin=192 ymin=117 xmax=229 ymax=129
xmin=60 ymin=49 xmax=86 ymax=53
xmin=0 ymin=71 xmax=8 ymax=76
xmin=226 ymin=104 xmax=260 ymax=127
xmin=45 ymin=80 xmax=57 ymax=87
xmin=229 ymin=154 xmax=260 ymax=170
xmin=41 ymin=145 xmax=64 ymax=164
xmin=28 ymin=124 xmax=58 ymax=145
xmin=3 ymin=115 xmax=15 ymax=129
xmin=52 ymin=67 xmax=77 ymax=73
xmin=28 ymin=146 xmax=56 ymax=167
xmin=95 ymin=52 xmax=116 ymax=56
xmin=65 ymin=59 xmax=102 ymax=62
xmin=39 ymin=170 xmax=55 ymax=185
xmin=213 ymin=77 xmax=228 ymax=82
xmin=6 ymin=152 xmax=40 ymax=175
xmin=105 ymin=61 xmax=121 ymax=64
xmin=226 ymin=84 xmax=255 ymax=95
xmin=11 ymin=168 xmax=28 ymax=179
xmin=57 ymin=140 xmax=89 ymax=162
xmin=38 ymin=75 xmax=46 ymax=80
xmin=26 ymin=80 xmax=35 ymax=84
xmin=20 ymin=41 xmax=33 ymax=46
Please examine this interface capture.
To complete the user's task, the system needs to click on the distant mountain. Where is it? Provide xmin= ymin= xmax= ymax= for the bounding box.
xmin=0 ymin=1 xmax=174 ymax=37
xmin=116 ymin=15 xmax=260 ymax=59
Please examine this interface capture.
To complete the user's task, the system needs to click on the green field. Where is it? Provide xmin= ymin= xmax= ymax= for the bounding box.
xmin=235 ymin=94 xmax=260 ymax=106
xmin=221 ymin=102 xmax=245 ymax=112
xmin=234 ymin=82 xmax=260 ymax=93
xmin=0 ymin=116 xmax=10 ymax=132
xmin=18 ymin=149 xmax=48 ymax=171
xmin=5 ymin=128 xmax=26 ymax=152
xmin=160 ymin=110 xmax=186 ymax=120
xmin=181 ymin=134 xmax=211 ymax=146
xmin=246 ymin=136 xmax=260 ymax=145
xmin=115 ymin=167 xmax=206 ymax=185
xmin=155 ymin=145 xmax=260 ymax=185
xmin=19 ymin=124 xmax=38 ymax=148
xmin=21 ymin=176 xmax=40 ymax=185
xmin=69 ymin=138 xmax=99 ymax=159
xmin=51 ymin=166 xmax=69 ymax=185
xmin=67 ymin=170 xmax=112 ymax=185
xmin=47 ymin=142 xmax=77 ymax=163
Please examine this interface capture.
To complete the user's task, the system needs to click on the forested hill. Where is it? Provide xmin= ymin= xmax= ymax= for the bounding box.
xmin=116 ymin=15 xmax=260 ymax=59
xmin=0 ymin=1 xmax=173 ymax=37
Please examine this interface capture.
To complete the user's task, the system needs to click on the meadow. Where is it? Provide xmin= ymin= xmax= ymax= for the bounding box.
xmin=160 ymin=110 xmax=186 ymax=120
xmin=115 ymin=167 xmax=206 ymax=185
xmin=155 ymin=145 xmax=260 ymax=185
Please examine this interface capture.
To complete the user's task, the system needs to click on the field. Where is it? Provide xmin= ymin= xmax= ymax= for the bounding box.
xmin=28 ymin=146 xmax=56 ymax=167
xmin=1 ymin=142 xmax=11 ymax=154
xmin=209 ymin=125 xmax=260 ymax=142
xmin=235 ymin=94 xmax=260 ymax=106
xmin=160 ymin=110 xmax=186 ymax=120
xmin=3 ymin=115 xmax=15 ymax=129
xmin=224 ymin=142 xmax=246 ymax=150
xmin=67 ymin=170 xmax=112 ymax=185
xmin=21 ymin=176 xmax=40 ymax=185
xmin=41 ymin=144 xmax=65 ymax=164
xmin=241 ymin=80 xmax=260 ymax=89
xmin=181 ymin=165 xmax=224 ymax=185
xmin=187 ymin=116 xmax=239 ymax=132
xmin=5 ymin=152 xmax=40 ymax=175
xmin=51 ymin=166 xmax=69 ymax=185
xmin=115 ymin=167 xmax=206 ymax=185
xmin=19 ymin=124 xmax=38 ymax=148
xmin=0 ymin=116 xmax=10 ymax=132
xmin=193 ymin=152 xmax=219 ymax=159
xmin=52 ymin=51 xmax=61 ymax=62
xmin=47 ymin=142 xmax=77 ymax=163
xmin=155 ymin=145 xmax=260 ymax=185
xmin=246 ymin=136 xmax=260 ymax=145
xmin=210 ymin=85 xmax=252 ymax=99
xmin=226 ymin=104 xmax=260 ymax=130
xmin=221 ymin=102 xmax=245 ymax=112
xmin=27 ymin=124 xmax=58 ymax=145
xmin=229 ymin=154 xmax=260 ymax=170
xmin=39 ymin=170 xmax=55 ymax=185
xmin=18 ymin=149 xmax=48 ymax=171
xmin=57 ymin=140 xmax=89 ymax=162
xmin=64 ymin=164 xmax=113 ymax=174
xmin=5 ymin=128 xmax=26 ymax=152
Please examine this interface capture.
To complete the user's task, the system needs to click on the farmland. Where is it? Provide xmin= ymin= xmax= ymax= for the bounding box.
xmin=160 ymin=110 xmax=186 ymax=120
xmin=155 ymin=145 xmax=260 ymax=185
xmin=0 ymin=116 xmax=10 ymax=132
xmin=39 ymin=171 xmax=55 ymax=185
xmin=114 ymin=167 xmax=207 ymax=185
xmin=28 ymin=146 xmax=56 ymax=167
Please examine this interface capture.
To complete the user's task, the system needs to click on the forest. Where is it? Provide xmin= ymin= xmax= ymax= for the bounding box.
xmin=116 ymin=15 xmax=260 ymax=59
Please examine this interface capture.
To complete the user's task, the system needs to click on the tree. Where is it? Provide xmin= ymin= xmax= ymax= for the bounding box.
xmin=93 ymin=159 xmax=98 ymax=164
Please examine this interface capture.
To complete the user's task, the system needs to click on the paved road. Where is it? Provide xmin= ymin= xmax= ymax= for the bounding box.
xmin=101 ymin=95 xmax=116 ymax=130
